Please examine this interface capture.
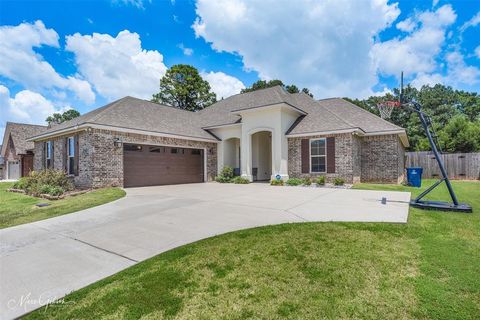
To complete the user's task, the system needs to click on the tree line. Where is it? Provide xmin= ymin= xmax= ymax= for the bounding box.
xmin=47 ymin=64 xmax=480 ymax=153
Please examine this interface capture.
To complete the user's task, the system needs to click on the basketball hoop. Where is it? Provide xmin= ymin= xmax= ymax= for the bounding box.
xmin=377 ymin=100 xmax=401 ymax=119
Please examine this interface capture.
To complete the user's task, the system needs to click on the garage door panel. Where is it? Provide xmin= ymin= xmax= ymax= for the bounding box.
xmin=123 ymin=144 xmax=204 ymax=187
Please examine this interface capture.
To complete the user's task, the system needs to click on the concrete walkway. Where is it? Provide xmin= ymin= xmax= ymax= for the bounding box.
xmin=0 ymin=183 xmax=410 ymax=319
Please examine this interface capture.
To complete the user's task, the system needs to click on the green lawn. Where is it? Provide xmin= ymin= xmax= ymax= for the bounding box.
xmin=0 ymin=182 xmax=126 ymax=228
xmin=26 ymin=180 xmax=479 ymax=320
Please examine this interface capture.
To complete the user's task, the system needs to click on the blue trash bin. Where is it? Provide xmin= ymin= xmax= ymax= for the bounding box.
xmin=406 ymin=167 xmax=423 ymax=187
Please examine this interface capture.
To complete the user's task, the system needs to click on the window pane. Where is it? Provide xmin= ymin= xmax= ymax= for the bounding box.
xmin=69 ymin=157 xmax=75 ymax=175
xmin=68 ymin=138 xmax=75 ymax=157
xmin=191 ymin=149 xmax=201 ymax=155
xmin=311 ymin=139 xmax=325 ymax=156
xmin=124 ymin=144 xmax=142 ymax=152
xmin=149 ymin=146 xmax=162 ymax=153
xmin=311 ymin=156 xmax=326 ymax=172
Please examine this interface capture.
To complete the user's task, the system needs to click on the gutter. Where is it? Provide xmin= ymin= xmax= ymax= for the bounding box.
xmin=28 ymin=123 xmax=219 ymax=144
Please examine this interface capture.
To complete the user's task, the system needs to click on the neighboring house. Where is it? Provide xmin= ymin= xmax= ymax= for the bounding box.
xmin=0 ymin=145 xmax=4 ymax=179
xmin=29 ymin=86 xmax=408 ymax=188
xmin=1 ymin=122 xmax=47 ymax=180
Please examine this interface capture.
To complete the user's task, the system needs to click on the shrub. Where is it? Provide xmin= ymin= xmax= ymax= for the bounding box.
xmin=215 ymin=166 xmax=234 ymax=183
xmin=12 ymin=170 xmax=73 ymax=196
xmin=220 ymin=166 xmax=234 ymax=179
xmin=215 ymin=176 xmax=231 ymax=183
xmin=13 ymin=177 xmax=32 ymax=190
xmin=303 ymin=177 xmax=312 ymax=186
xmin=316 ymin=176 xmax=326 ymax=185
xmin=286 ymin=178 xmax=303 ymax=186
xmin=270 ymin=179 xmax=284 ymax=186
xmin=48 ymin=186 xmax=65 ymax=196
xmin=232 ymin=176 xmax=249 ymax=184
xmin=334 ymin=178 xmax=345 ymax=186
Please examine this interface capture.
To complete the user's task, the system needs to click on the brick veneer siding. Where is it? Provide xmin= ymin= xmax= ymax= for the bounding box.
xmin=361 ymin=134 xmax=405 ymax=183
xmin=288 ymin=133 xmax=405 ymax=184
xmin=34 ymin=129 xmax=218 ymax=188
xmin=288 ymin=133 xmax=360 ymax=184
xmin=33 ymin=131 xmax=93 ymax=187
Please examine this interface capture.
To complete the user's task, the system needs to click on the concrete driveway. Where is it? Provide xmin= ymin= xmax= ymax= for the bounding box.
xmin=0 ymin=183 xmax=410 ymax=319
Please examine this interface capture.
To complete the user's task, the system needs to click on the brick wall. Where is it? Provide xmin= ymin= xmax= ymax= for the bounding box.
xmin=361 ymin=134 xmax=405 ymax=183
xmin=34 ymin=129 xmax=217 ymax=188
xmin=288 ymin=133 xmax=405 ymax=184
xmin=33 ymin=131 xmax=93 ymax=187
xmin=288 ymin=133 xmax=357 ymax=183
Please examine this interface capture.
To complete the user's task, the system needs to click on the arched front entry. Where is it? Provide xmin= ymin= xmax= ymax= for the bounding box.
xmin=223 ymin=137 xmax=241 ymax=176
xmin=250 ymin=130 xmax=272 ymax=181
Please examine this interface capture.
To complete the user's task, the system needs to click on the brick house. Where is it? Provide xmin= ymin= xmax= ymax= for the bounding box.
xmin=1 ymin=122 xmax=47 ymax=180
xmin=29 ymin=86 xmax=408 ymax=188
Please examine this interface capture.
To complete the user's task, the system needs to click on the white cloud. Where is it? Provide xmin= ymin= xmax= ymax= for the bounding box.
xmin=193 ymin=0 xmax=400 ymax=98
xmin=475 ymin=46 xmax=480 ymax=59
xmin=201 ymin=71 xmax=245 ymax=99
xmin=177 ymin=43 xmax=194 ymax=56
xmin=411 ymin=51 xmax=480 ymax=88
xmin=372 ymin=5 xmax=456 ymax=77
xmin=0 ymin=85 xmax=70 ymax=136
xmin=396 ymin=17 xmax=417 ymax=32
xmin=0 ymin=21 xmax=95 ymax=104
xmin=432 ymin=0 xmax=439 ymax=7
xmin=112 ymin=0 xmax=150 ymax=9
xmin=460 ymin=11 xmax=480 ymax=32
xmin=66 ymin=30 xmax=167 ymax=100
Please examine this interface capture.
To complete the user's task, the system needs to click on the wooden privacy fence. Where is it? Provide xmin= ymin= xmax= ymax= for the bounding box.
xmin=406 ymin=152 xmax=480 ymax=180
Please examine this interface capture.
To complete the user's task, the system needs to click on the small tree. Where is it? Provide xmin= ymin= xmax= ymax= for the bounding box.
xmin=152 ymin=64 xmax=216 ymax=111
xmin=241 ymin=79 xmax=313 ymax=97
xmin=46 ymin=109 xmax=80 ymax=125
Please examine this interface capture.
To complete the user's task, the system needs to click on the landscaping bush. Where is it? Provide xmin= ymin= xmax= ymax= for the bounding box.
xmin=270 ymin=179 xmax=284 ymax=186
xmin=333 ymin=177 xmax=345 ymax=186
xmin=316 ymin=176 xmax=326 ymax=185
xmin=303 ymin=177 xmax=312 ymax=186
xmin=12 ymin=170 xmax=74 ymax=196
xmin=13 ymin=177 xmax=32 ymax=190
xmin=232 ymin=176 xmax=249 ymax=184
xmin=215 ymin=166 xmax=234 ymax=183
xmin=286 ymin=178 xmax=303 ymax=186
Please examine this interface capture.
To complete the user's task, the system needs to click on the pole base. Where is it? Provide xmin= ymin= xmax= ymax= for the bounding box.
xmin=410 ymin=200 xmax=473 ymax=213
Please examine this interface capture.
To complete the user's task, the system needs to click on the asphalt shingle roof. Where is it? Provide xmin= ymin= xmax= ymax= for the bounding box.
xmin=1 ymin=122 xmax=47 ymax=156
xmin=30 ymin=86 xmax=404 ymax=142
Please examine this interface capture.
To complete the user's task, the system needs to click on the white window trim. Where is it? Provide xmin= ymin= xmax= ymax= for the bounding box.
xmin=45 ymin=141 xmax=52 ymax=168
xmin=309 ymin=138 xmax=327 ymax=173
xmin=67 ymin=136 xmax=75 ymax=175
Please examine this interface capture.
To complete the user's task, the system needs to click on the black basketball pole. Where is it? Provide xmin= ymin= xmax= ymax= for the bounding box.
xmin=399 ymin=72 xmax=471 ymax=213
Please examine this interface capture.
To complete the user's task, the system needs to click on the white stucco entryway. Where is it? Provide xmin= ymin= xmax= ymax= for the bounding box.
xmin=210 ymin=103 xmax=303 ymax=181
xmin=0 ymin=183 xmax=410 ymax=319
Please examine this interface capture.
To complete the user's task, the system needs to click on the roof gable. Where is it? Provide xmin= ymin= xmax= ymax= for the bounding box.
xmin=1 ymin=122 xmax=47 ymax=156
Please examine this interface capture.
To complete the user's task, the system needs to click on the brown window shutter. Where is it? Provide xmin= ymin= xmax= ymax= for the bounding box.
xmin=43 ymin=142 xmax=47 ymax=169
xmin=51 ymin=141 xmax=54 ymax=169
xmin=74 ymin=135 xmax=79 ymax=176
xmin=301 ymin=139 xmax=310 ymax=173
xmin=326 ymin=137 xmax=335 ymax=173
xmin=64 ymin=138 xmax=68 ymax=172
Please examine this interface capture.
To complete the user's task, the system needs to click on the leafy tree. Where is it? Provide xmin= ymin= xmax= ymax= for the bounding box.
xmin=346 ymin=83 xmax=480 ymax=152
xmin=152 ymin=64 xmax=216 ymax=111
xmin=46 ymin=109 xmax=80 ymax=124
xmin=241 ymin=79 xmax=313 ymax=97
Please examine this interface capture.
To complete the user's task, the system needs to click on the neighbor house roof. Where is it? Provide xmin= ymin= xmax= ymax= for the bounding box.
xmin=30 ymin=97 xmax=219 ymax=142
xmin=1 ymin=122 xmax=47 ymax=156
xmin=29 ymin=86 xmax=406 ymax=144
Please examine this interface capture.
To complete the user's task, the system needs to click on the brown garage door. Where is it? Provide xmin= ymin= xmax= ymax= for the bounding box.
xmin=123 ymin=144 xmax=204 ymax=187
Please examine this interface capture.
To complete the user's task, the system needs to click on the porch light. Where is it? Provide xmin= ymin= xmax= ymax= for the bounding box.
xmin=113 ymin=137 xmax=123 ymax=148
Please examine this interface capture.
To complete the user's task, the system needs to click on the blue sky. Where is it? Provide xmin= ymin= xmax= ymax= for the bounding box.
xmin=1 ymin=0 xmax=479 ymax=140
